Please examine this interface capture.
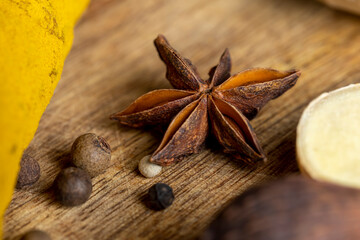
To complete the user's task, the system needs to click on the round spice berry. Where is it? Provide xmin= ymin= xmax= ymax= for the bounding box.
xmin=53 ymin=167 xmax=92 ymax=206
xmin=16 ymin=154 xmax=40 ymax=189
xmin=20 ymin=229 xmax=51 ymax=240
xmin=138 ymin=155 xmax=162 ymax=178
xmin=71 ymin=133 xmax=111 ymax=177
xmin=147 ymin=183 xmax=174 ymax=210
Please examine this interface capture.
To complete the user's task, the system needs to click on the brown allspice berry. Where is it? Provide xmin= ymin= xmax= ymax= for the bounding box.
xmin=201 ymin=176 xmax=360 ymax=240
xmin=16 ymin=154 xmax=40 ymax=189
xmin=20 ymin=229 xmax=51 ymax=240
xmin=71 ymin=133 xmax=111 ymax=177
xmin=53 ymin=167 xmax=92 ymax=206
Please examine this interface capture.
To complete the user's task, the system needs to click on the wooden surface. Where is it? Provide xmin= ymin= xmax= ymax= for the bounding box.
xmin=4 ymin=0 xmax=360 ymax=239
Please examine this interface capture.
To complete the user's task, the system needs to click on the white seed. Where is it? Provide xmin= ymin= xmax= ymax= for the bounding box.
xmin=138 ymin=155 xmax=162 ymax=178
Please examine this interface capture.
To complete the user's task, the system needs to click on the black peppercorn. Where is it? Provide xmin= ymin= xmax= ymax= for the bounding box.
xmin=20 ymin=229 xmax=51 ymax=240
xmin=147 ymin=183 xmax=174 ymax=210
xmin=53 ymin=167 xmax=92 ymax=206
xmin=16 ymin=154 xmax=40 ymax=189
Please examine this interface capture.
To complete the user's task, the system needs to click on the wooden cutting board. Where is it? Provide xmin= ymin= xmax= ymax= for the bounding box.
xmin=4 ymin=0 xmax=360 ymax=239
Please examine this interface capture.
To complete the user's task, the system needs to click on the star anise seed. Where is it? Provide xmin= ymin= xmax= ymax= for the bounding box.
xmin=110 ymin=34 xmax=301 ymax=166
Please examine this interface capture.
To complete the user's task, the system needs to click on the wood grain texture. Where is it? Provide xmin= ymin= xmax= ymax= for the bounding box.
xmin=4 ymin=0 xmax=360 ymax=239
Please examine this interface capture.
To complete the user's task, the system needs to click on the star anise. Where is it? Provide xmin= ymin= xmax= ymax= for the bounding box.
xmin=111 ymin=35 xmax=301 ymax=166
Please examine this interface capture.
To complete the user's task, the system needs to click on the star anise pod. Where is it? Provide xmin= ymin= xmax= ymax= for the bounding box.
xmin=111 ymin=35 xmax=301 ymax=166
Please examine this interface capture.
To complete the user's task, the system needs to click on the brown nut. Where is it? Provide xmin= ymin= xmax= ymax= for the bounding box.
xmin=16 ymin=154 xmax=40 ymax=189
xmin=53 ymin=167 xmax=92 ymax=206
xmin=201 ymin=176 xmax=360 ymax=240
xmin=317 ymin=0 xmax=360 ymax=16
xmin=20 ymin=229 xmax=51 ymax=240
xmin=71 ymin=133 xmax=111 ymax=177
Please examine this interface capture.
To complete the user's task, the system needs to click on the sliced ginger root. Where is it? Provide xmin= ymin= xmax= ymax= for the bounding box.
xmin=297 ymin=84 xmax=360 ymax=188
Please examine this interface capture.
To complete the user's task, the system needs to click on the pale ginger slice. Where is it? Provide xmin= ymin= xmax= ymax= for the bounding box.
xmin=297 ymin=84 xmax=360 ymax=188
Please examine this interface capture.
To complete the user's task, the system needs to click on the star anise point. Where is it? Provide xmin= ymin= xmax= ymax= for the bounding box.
xmin=111 ymin=35 xmax=300 ymax=166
